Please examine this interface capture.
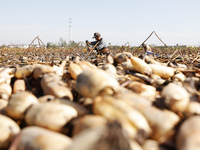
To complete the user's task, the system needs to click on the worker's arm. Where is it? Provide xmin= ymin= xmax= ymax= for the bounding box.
xmin=85 ymin=40 xmax=91 ymax=46
xmin=90 ymin=41 xmax=98 ymax=46
xmin=85 ymin=40 xmax=98 ymax=45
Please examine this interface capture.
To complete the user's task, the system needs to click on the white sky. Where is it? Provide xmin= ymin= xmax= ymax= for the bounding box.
xmin=0 ymin=0 xmax=200 ymax=46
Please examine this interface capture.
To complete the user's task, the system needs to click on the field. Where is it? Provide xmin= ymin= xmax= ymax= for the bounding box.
xmin=0 ymin=46 xmax=199 ymax=66
xmin=1 ymin=45 xmax=200 ymax=150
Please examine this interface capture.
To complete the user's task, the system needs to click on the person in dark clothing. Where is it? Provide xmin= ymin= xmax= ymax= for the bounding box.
xmin=85 ymin=32 xmax=109 ymax=55
xmin=142 ymin=43 xmax=154 ymax=58
xmin=142 ymin=43 xmax=152 ymax=53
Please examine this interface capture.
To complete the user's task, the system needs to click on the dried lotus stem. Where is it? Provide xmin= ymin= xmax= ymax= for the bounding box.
xmin=128 ymin=81 xmax=156 ymax=102
xmin=76 ymin=68 xmax=119 ymax=98
xmin=53 ymin=98 xmax=89 ymax=117
xmin=101 ymin=64 xmax=117 ymax=78
xmin=78 ymin=60 xmax=97 ymax=70
xmin=0 ymin=83 xmax=12 ymax=100
xmin=104 ymin=96 xmax=151 ymax=136
xmin=142 ymin=139 xmax=160 ymax=150
xmin=140 ymin=107 xmax=179 ymax=143
xmin=0 ymin=114 xmax=20 ymax=149
xmin=148 ymin=64 xmax=175 ymax=79
xmin=72 ymin=115 xmax=107 ymax=136
xmin=13 ymin=79 xmax=26 ymax=93
xmin=66 ymin=126 xmax=105 ymax=150
xmin=129 ymin=139 xmax=143 ymax=150
xmin=106 ymin=54 xmax=114 ymax=64
xmin=41 ymin=73 xmax=73 ymax=100
xmin=38 ymin=95 xmax=55 ymax=103
xmin=93 ymin=96 xmax=138 ymax=139
xmin=185 ymin=101 xmax=200 ymax=117
xmin=176 ymin=116 xmax=200 ymax=150
xmin=113 ymin=52 xmax=129 ymax=64
xmin=25 ymin=102 xmax=78 ymax=132
xmin=126 ymin=71 xmax=153 ymax=84
xmin=94 ymin=121 xmax=132 ymax=150
xmin=0 ymin=67 xmax=15 ymax=75
xmin=0 ymin=99 xmax=8 ymax=114
xmin=68 ymin=62 xmax=83 ymax=80
xmin=9 ymin=126 xmax=72 ymax=150
xmin=173 ymin=71 xmax=186 ymax=82
xmin=0 ymin=67 xmax=15 ymax=84
xmin=117 ymin=92 xmax=180 ymax=143
xmin=33 ymin=64 xmax=56 ymax=79
xmin=93 ymin=95 xmax=151 ymax=140
xmin=6 ymin=91 xmax=39 ymax=120
xmin=0 ymin=74 xmax=14 ymax=85
xmin=144 ymin=56 xmax=161 ymax=65
xmin=149 ymin=74 xmax=166 ymax=88
xmin=130 ymin=56 xmax=152 ymax=76
xmin=56 ymin=57 xmax=68 ymax=76
xmin=121 ymin=59 xmax=135 ymax=71
xmin=15 ymin=65 xmax=35 ymax=79
xmin=67 ymin=121 xmax=132 ymax=150
xmin=161 ymin=83 xmax=190 ymax=113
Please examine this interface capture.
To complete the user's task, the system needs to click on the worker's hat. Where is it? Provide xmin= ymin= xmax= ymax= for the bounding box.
xmin=93 ymin=32 xmax=101 ymax=38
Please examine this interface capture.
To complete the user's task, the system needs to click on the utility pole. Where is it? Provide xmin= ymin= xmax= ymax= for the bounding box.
xmin=69 ymin=18 xmax=72 ymax=44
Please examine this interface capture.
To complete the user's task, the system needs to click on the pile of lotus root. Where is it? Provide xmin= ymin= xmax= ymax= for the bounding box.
xmin=1 ymin=51 xmax=200 ymax=150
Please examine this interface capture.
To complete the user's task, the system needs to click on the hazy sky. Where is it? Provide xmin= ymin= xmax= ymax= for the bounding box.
xmin=0 ymin=0 xmax=200 ymax=46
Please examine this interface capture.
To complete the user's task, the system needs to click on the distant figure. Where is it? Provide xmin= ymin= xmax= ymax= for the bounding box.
xmin=85 ymin=32 xmax=109 ymax=55
xmin=142 ymin=43 xmax=152 ymax=52
xmin=142 ymin=43 xmax=154 ymax=61
xmin=142 ymin=43 xmax=154 ymax=56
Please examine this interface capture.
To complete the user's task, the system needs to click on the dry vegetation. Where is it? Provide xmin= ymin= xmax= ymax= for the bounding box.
xmin=0 ymin=46 xmax=199 ymax=66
